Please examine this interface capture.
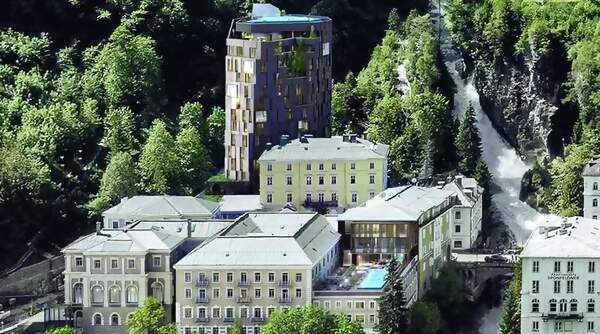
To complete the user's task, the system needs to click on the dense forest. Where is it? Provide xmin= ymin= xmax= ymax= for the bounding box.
xmin=0 ymin=0 xmax=428 ymax=270
xmin=444 ymin=0 xmax=600 ymax=216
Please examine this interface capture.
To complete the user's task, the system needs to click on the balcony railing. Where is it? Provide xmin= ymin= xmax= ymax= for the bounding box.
xmin=237 ymin=297 xmax=251 ymax=304
xmin=541 ymin=312 xmax=584 ymax=321
xmin=238 ymin=280 xmax=250 ymax=287
xmin=196 ymin=279 xmax=209 ymax=287
xmin=303 ymin=199 xmax=338 ymax=209
xmin=251 ymin=317 xmax=266 ymax=323
xmin=279 ymin=297 xmax=292 ymax=304
xmin=195 ymin=317 xmax=210 ymax=323
xmin=195 ymin=297 xmax=209 ymax=304
xmin=278 ymin=280 xmax=290 ymax=287
xmin=224 ymin=317 xmax=235 ymax=323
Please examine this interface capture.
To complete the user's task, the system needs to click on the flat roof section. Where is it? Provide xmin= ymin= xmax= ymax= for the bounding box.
xmin=247 ymin=15 xmax=325 ymax=24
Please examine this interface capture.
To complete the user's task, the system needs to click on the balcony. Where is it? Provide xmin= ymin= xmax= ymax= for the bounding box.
xmin=278 ymin=280 xmax=290 ymax=287
xmin=224 ymin=317 xmax=235 ymax=323
xmin=279 ymin=297 xmax=292 ymax=304
xmin=238 ymin=280 xmax=250 ymax=287
xmin=195 ymin=297 xmax=209 ymax=304
xmin=303 ymin=199 xmax=338 ymax=210
xmin=196 ymin=279 xmax=209 ymax=287
xmin=195 ymin=317 xmax=210 ymax=323
xmin=237 ymin=297 xmax=251 ymax=304
xmin=541 ymin=312 xmax=584 ymax=321
xmin=251 ymin=317 xmax=266 ymax=324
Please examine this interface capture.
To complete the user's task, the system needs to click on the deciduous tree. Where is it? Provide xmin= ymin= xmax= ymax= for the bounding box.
xmin=138 ymin=119 xmax=178 ymax=193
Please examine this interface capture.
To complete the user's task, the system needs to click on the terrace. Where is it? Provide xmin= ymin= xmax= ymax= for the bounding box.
xmin=313 ymin=264 xmax=387 ymax=297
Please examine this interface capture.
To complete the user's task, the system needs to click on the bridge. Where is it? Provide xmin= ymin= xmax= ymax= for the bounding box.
xmin=453 ymin=253 xmax=517 ymax=300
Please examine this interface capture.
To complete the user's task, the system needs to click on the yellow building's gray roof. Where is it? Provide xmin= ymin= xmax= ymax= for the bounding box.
xmin=103 ymin=196 xmax=217 ymax=220
xmin=258 ymin=136 xmax=389 ymax=162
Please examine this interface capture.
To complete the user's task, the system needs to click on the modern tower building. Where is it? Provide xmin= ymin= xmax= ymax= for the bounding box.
xmin=224 ymin=4 xmax=332 ymax=183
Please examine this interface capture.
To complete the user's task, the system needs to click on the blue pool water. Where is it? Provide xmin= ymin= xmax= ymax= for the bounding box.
xmin=248 ymin=15 xmax=323 ymax=23
xmin=358 ymin=268 xmax=387 ymax=289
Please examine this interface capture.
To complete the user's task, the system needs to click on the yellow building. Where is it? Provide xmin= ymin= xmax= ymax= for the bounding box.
xmin=258 ymin=135 xmax=389 ymax=211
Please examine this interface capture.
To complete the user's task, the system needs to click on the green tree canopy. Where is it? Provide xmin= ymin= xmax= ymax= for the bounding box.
xmin=175 ymin=126 xmax=211 ymax=195
xmin=127 ymin=297 xmax=175 ymax=334
xmin=88 ymin=151 xmax=138 ymax=213
xmin=44 ymin=325 xmax=76 ymax=334
xmin=138 ymin=119 xmax=178 ymax=193
xmin=409 ymin=301 xmax=441 ymax=334
xmin=377 ymin=257 xmax=409 ymax=334
xmin=331 ymin=72 xmax=365 ymax=135
xmin=499 ymin=261 xmax=522 ymax=334
xmin=456 ymin=103 xmax=482 ymax=176
xmin=178 ymin=102 xmax=208 ymax=144
xmin=104 ymin=106 xmax=138 ymax=155
xmin=368 ymin=94 xmax=407 ymax=144
xmin=207 ymin=106 xmax=225 ymax=166
xmin=263 ymin=305 xmax=363 ymax=334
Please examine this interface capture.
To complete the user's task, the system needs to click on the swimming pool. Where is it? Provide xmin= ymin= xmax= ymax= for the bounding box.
xmin=358 ymin=268 xmax=387 ymax=289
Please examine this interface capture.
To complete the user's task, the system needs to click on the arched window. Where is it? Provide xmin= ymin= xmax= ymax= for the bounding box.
xmin=549 ymin=299 xmax=557 ymax=313
xmin=151 ymin=282 xmax=163 ymax=303
xmin=92 ymin=313 xmax=103 ymax=326
xmin=73 ymin=283 xmax=83 ymax=304
xmin=531 ymin=299 xmax=540 ymax=313
xmin=126 ymin=285 xmax=138 ymax=304
xmin=91 ymin=285 xmax=104 ymax=304
xmin=109 ymin=286 xmax=120 ymax=304
xmin=570 ymin=299 xmax=578 ymax=312
xmin=594 ymin=199 xmax=599 ymax=207
xmin=559 ymin=299 xmax=568 ymax=313
xmin=110 ymin=313 xmax=120 ymax=326
xmin=588 ymin=299 xmax=595 ymax=313
xmin=594 ymin=182 xmax=598 ymax=191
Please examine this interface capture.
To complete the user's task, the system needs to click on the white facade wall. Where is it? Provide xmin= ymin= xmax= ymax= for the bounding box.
xmin=583 ymin=176 xmax=600 ymax=220
xmin=521 ymin=257 xmax=600 ymax=334
xmin=450 ymin=193 xmax=482 ymax=250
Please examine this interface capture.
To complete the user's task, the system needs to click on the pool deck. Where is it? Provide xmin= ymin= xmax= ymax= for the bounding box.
xmin=313 ymin=265 xmax=387 ymax=296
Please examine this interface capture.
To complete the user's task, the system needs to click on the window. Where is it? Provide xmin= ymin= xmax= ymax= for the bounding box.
xmin=75 ymin=257 xmax=83 ymax=267
xmin=453 ymin=240 xmax=463 ymax=248
xmin=306 ymin=163 xmax=311 ymax=171
xmin=111 ymin=314 xmax=119 ymax=326
xmin=225 ymin=307 xmax=234 ymax=320
xmin=532 ymin=280 xmax=539 ymax=293
xmin=331 ymin=193 xmax=337 ymax=202
xmin=184 ymin=272 xmax=192 ymax=283
xmin=550 ymin=299 xmax=557 ymax=312
xmin=369 ymin=301 xmax=376 ymax=309
xmin=355 ymin=301 xmax=365 ymax=309
xmin=73 ymin=283 xmax=83 ymax=304
xmin=268 ymin=288 xmax=275 ymax=298
xmin=595 ymin=215 xmax=599 ymax=220
xmin=151 ymin=282 xmax=163 ymax=303
xmin=455 ymin=211 xmax=461 ymax=220
xmin=267 ymin=193 xmax=272 ymax=203
xmin=112 ymin=221 xmax=119 ymax=229
xmin=531 ymin=299 xmax=539 ymax=313
xmin=266 ymin=176 xmax=272 ymax=185
xmin=282 ymin=272 xmax=289 ymax=283
xmin=185 ymin=288 xmax=192 ymax=299
xmin=268 ymin=272 xmax=275 ymax=282
xmin=93 ymin=313 xmax=102 ymax=326
xmin=555 ymin=261 xmax=561 ymax=272
xmin=594 ymin=198 xmax=598 ymax=207
xmin=369 ymin=175 xmax=375 ymax=184
xmin=254 ymin=272 xmax=261 ymax=283
xmin=255 ymin=288 xmax=261 ymax=298
xmin=331 ymin=176 xmax=336 ymax=185
xmin=533 ymin=261 xmax=539 ymax=273
xmin=286 ymin=163 xmax=292 ymax=171
xmin=369 ymin=314 xmax=376 ymax=324
xmin=559 ymin=299 xmax=568 ymax=313
xmin=590 ymin=280 xmax=596 ymax=294
xmin=267 ymin=307 xmax=276 ymax=317
xmin=567 ymin=261 xmax=574 ymax=272
xmin=567 ymin=280 xmax=574 ymax=293
xmin=213 ymin=272 xmax=220 ymax=283
xmin=126 ymin=285 xmax=138 ymax=304
xmin=319 ymin=163 xmax=324 ymax=170
xmin=128 ymin=259 xmax=135 ymax=269
xmin=594 ymin=182 xmax=599 ymax=190
xmin=109 ymin=286 xmax=120 ymax=304
xmin=295 ymin=289 xmax=302 ymax=298
xmin=306 ymin=176 xmax=312 ymax=185
xmin=266 ymin=164 xmax=272 ymax=172
xmin=318 ymin=193 xmax=324 ymax=202
xmin=591 ymin=262 xmax=596 ymax=273
xmin=554 ymin=322 xmax=563 ymax=332
xmin=254 ymin=307 xmax=262 ymax=318
xmin=319 ymin=176 xmax=324 ymax=185
xmin=93 ymin=259 xmax=101 ymax=269
xmin=350 ymin=175 xmax=356 ymax=184
xmin=369 ymin=192 xmax=375 ymax=199
xmin=91 ymin=285 xmax=104 ymax=304
xmin=350 ymin=162 xmax=356 ymax=170
xmin=369 ymin=162 xmax=375 ymax=169
xmin=571 ymin=299 xmax=578 ymax=312
xmin=351 ymin=193 xmax=358 ymax=203
xmin=286 ymin=193 xmax=293 ymax=203
xmin=589 ymin=321 xmax=595 ymax=332
xmin=588 ymin=299 xmax=595 ymax=313
xmin=153 ymin=256 xmax=161 ymax=267
xmin=227 ymin=288 xmax=234 ymax=298
xmin=554 ymin=280 xmax=561 ymax=293
xmin=332 ymin=163 xmax=336 ymax=170
xmin=183 ymin=307 xmax=192 ymax=319
xmin=455 ymin=225 xmax=461 ymax=233
xmin=286 ymin=176 xmax=293 ymax=185
xmin=295 ymin=273 xmax=302 ymax=282
xmin=306 ymin=193 xmax=312 ymax=202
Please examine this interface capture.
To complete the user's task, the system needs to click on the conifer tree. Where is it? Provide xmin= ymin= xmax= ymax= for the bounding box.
xmin=499 ymin=261 xmax=522 ymax=334
xmin=376 ymin=257 xmax=408 ymax=334
xmin=456 ymin=103 xmax=482 ymax=176
xmin=419 ymin=138 xmax=435 ymax=180
xmin=387 ymin=8 xmax=402 ymax=32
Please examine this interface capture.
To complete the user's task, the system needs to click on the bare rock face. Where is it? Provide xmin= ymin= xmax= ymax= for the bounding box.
xmin=473 ymin=44 xmax=575 ymax=159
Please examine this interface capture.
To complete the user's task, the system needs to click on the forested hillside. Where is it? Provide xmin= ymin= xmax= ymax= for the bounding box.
xmin=444 ymin=0 xmax=600 ymax=216
xmin=0 ymin=0 xmax=427 ymax=270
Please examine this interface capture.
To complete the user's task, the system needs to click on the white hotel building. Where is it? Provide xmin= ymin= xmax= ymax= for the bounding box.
xmin=521 ymin=217 xmax=600 ymax=334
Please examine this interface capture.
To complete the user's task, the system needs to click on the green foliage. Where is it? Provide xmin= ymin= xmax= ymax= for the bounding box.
xmin=425 ymin=262 xmax=468 ymax=331
xmin=44 ymin=325 xmax=75 ymax=334
xmin=285 ymin=40 xmax=308 ymax=77
xmin=0 ymin=142 xmax=53 ymax=202
xmin=87 ymin=152 xmax=138 ymax=213
xmin=368 ymin=95 xmax=407 ymax=144
xmin=207 ymin=106 xmax=225 ymax=167
xmin=401 ymin=11 xmax=440 ymax=93
xmin=104 ymin=106 xmax=138 ymax=155
xmin=331 ymin=72 xmax=365 ymax=135
xmin=178 ymin=102 xmax=208 ymax=143
xmin=456 ymin=103 xmax=482 ymax=176
xmin=499 ymin=261 xmax=522 ymax=334
xmin=388 ymin=8 xmax=402 ymax=32
xmin=127 ymin=297 xmax=174 ymax=334
xmin=263 ymin=306 xmax=345 ymax=334
xmin=175 ymin=127 xmax=211 ymax=195
xmin=230 ymin=320 xmax=244 ymax=334
xmin=138 ymin=119 xmax=178 ymax=193
xmin=409 ymin=301 xmax=441 ymax=334
xmin=0 ymin=29 xmax=51 ymax=66
xmin=377 ymin=257 xmax=409 ymax=334
xmin=334 ymin=313 xmax=365 ymax=334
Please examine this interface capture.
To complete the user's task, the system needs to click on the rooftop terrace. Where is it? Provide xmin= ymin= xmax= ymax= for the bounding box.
xmin=313 ymin=264 xmax=387 ymax=296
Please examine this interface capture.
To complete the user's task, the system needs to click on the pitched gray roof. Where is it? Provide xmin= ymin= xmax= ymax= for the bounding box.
xmin=103 ymin=196 xmax=217 ymax=220
xmin=338 ymin=186 xmax=456 ymax=222
xmin=258 ymin=136 xmax=389 ymax=162
xmin=174 ymin=212 xmax=340 ymax=267
xmin=583 ymin=155 xmax=600 ymax=176
xmin=218 ymin=195 xmax=263 ymax=213
xmin=63 ymin=228 xmax=185 ymax=254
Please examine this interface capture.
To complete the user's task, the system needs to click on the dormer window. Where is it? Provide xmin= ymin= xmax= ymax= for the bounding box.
xmin=112 ymin=221 xmax=119 ymax=229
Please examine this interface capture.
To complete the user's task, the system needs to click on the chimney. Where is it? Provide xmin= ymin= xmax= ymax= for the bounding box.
xmin=349 ymin=134 xmax=357 ymax=143
xmin=300 ymin=135 xmax=308 ymax=144
xmin=455 ymin=175 xmax=463 ymax=186
xmin=265 ymin=142 xmax=272 ymax=151
xmin=96 ymin=222 xmax=102 ymax=234
xmin=187 ymin=219 xmax=192 ymax=238
xmin=279 ymin=135 xmax=289 ymax=146
xmin=342 ymin=134 xmax=350 ymax=143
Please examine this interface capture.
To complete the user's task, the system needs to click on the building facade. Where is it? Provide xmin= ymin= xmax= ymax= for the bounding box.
xmin=258 ymin=135 xmax=389 ymax=211
xmin=224 ymin=4 xmax=333 ymax=182
xmin=173 ymin=212 xmax=340 ymax=334
xmin=521 ymin=217 xmax=600 ymax=334
xmin=583 ymin=155 xmax=600 ymax=220
xmin=443 ymin=176 xmax=483 ymax=250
